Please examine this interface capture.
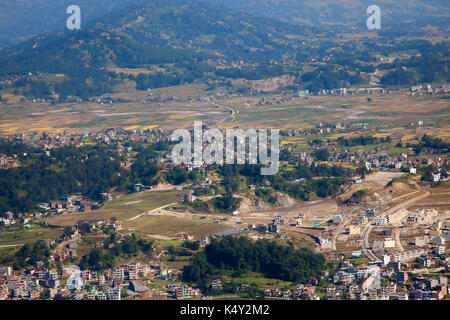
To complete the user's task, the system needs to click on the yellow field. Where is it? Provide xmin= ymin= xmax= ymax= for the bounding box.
xmin=373 ymin=133 xmax=390 ymax=138
xmin=110 ymin=67 xmax=158 ymax=75
xmin=1 ymin=93 xmax=26 ymax=104
xmin=329 ymin=133 xmax=351 ymax=140
xmin=124 ymin=125 xmax=158 ymax=130
xmin=401 ymin=134 xmax=416 ymax=141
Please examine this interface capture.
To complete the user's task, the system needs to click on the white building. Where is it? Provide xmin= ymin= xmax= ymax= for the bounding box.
xmin=319 ymin=237 xmax=333 ymax=249
xmin=108 ymin=287 xmax=121 ymax=300
xmin=375 ymin=216 xmax=388 ymax=226
xmin=384 ymin=238 xmax=396 ymax=249
xmin=0 ymin=266 xmax=12 ymax=276
xmin=414 ymin=237 xmax=426 ymax=247
xmin=66 ymin=265 xmax=84 ymax=290
xmin=388 ymin=209 xmax=409 ymax=225
xmin=433 ymin=246 xmax=445 ymax=255
xmin=397 ymin=292 xmax=409 ymax=300
xmin=333 ymin=214 xmax=344 ymax=224
xmin=432 ymin=173 xmax=441 ymax=182
xmin=347 ymin=224 xmax=361 ymax=235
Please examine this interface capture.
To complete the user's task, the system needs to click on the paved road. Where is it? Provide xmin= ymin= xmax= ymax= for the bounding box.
xmin=126 ymin=202 xmax=179 ymax=222
xmin=394 ymin=227 xmax=404 ymax=252
xmin=362 ymin=224 xmax=379 ymax=261
xmin=212 ymin=101 xmax=236 ymax=125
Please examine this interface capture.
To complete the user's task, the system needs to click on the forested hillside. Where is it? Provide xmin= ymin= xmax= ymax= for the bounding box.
xmin=0 ymin=0 xmax=147 ymax=50
xmin=182 ymin=236 xmax=326 ymax=283
xmin=0 ymin=0 xmax=448 ymax=101
xmin=206 ymin=0 xmax=450 ymax=35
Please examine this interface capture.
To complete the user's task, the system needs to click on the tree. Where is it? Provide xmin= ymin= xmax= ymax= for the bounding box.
xmin=62 ymin=227 xmax=73 ymax=239
xmin=357 ymin=165 xmax=367 ymax=179
xmin=313 ymin=148 xmax=330 ymax=161
xmin=183 ymin=241 xmax=200 ymax=250
xmin=183 ymin=236 xmax=326 ymax=284
xmin=40 ymin=289 xmax=51 ymax=300
xmin=420 ymin=165 xmax=434 ymax=182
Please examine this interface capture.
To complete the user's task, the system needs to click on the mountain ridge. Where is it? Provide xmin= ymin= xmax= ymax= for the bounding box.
xmin=0 ymin=0 xmax=448 ymax=102
xmin=2 ymin=0 xmax=448 ymax=50
xmin=205 ymin=0 xmax=450 ymax=30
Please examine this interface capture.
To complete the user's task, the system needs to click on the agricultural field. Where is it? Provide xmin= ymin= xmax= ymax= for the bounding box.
xmin=121 ymin=215 xmax=223 ymax=239
xmin=223 ymin=92 xmax=450 ymax=130
xmin=0 ymin=224 xmax=63 ymax=246
xmin=0 ymin=86 xmax=448 ymax=135
xmin=45 ymin=190 xmax=182 ymax=227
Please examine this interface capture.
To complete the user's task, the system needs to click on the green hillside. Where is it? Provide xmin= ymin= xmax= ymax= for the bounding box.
xmin=0 ymin=0 xmax=148 ymax=50
xmin=0 ymin=0 xmax=448 ymax=102
xmin=205 ymin=0 xmax=450 ymax=35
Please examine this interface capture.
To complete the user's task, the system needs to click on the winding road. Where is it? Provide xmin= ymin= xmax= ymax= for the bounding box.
xmin=211 ymin=101 xmax=236 ymax=125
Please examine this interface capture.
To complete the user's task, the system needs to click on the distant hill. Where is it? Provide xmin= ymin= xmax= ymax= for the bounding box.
xmin=205 ymin=0 xmax=450 ymax=34
xmin=0 ymin=0 xmax=148 ymax=50
xmin=0 ymin=0 xmax=312 ymax=99
xmin=1 ymin=0 xmax=312 ymax=61
xmin=0 ymin=0 xmax=448 ymax=102
xmin=1 ymin=0 xmax=448 ymax=50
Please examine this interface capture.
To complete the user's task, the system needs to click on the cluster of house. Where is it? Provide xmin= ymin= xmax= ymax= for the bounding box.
xmin=2 ymin=126 xmax=168 ymax=162
xmin=37 ymin=196 xmax=95 ymax=216
xmin=333 ymin=262 xmax=380 ymax=286
xmin=0 ymin=74 xmax=30 ymax=88
xmin=0 ymin=212 xmax=16 ymax=226
xmin=250 ymin=95 xmax=297 ymax=107
xmin=0 ymin=259 xmax=182 ymax=300
xmin=318 ymin=87 xmax=387 ymax=97
xmin=362 ymin=153 xmax=448 ymax=177
xmin=312 ymin=197 xmax=449 ymax=299
xmin=326 ymin=282 xmax=412 ymax=300
xmin=209 ymin=278 xmax=320 ymax=300
xmin=280 ymin=122 xmax=360 ymax=139
xmin=410 ymin=84 xmax=449 ymax=96
xmin=9 ymin=131 xmax=85 ymax=152
xmin=0 ymin=154 xmax=15 ymax=167
xmin=246 ymin=216 xmax=285 ymax=235
xmin=312 ymin=84 xmax=448 ymax=98
xmin=0 ymin=266 xmax=58 ymax=300
xmin=93 ymin=127 xmax=166 ymax=147
xmin=328 ymin=260 xmax=449 ymax=300
xmin=281 ymin=134 xmax=447 ymax=183
xmin=263 ymin=284 xmax=320 ymax=300
xmin=167 ymin=283 xmax=202 ymax=299
xmin=0 ymin=211 xmax=42 ymax=227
